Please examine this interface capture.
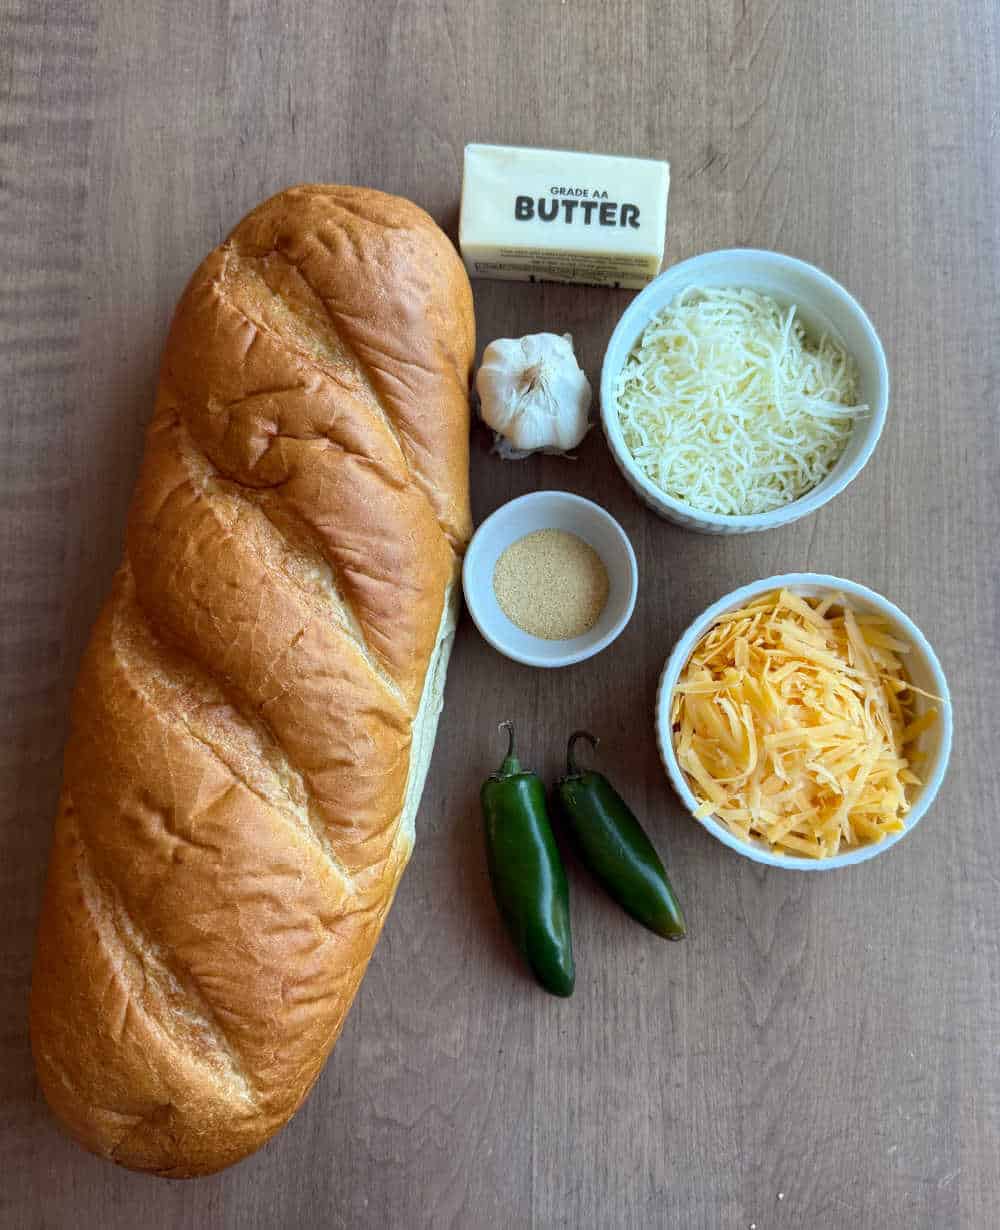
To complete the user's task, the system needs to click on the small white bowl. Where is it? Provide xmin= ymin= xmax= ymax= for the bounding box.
xmin=600 ymin=249 xmax=890 ymax=534
xmin=462 ymin=491 xmax=638 ymax=668
xmin=655 ymin=573 xmax=953 ymax=870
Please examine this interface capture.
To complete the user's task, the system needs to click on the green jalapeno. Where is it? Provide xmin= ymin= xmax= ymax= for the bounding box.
xmin=481 ymin=722 xmax=575 ymax=997
xmin=555 ymin=731 xmax=686 ymax=941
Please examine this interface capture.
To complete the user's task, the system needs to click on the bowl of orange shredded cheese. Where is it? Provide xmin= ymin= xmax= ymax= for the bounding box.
xmin=656 ymin=575 xmax=952 ymax=868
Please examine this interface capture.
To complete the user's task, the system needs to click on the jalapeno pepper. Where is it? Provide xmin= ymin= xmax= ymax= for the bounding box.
xmin=480 ymin=722 xmax=575 ymax=997
xmin=555 ymin=731 xmax=686 ymax=941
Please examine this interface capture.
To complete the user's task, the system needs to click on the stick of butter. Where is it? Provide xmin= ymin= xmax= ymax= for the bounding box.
xmin=459 ymin=143 xmax=669 ymax=289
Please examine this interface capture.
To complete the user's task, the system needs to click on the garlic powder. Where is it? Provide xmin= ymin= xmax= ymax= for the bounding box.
xmin=493 ymin=530 xmax=608 ymax=640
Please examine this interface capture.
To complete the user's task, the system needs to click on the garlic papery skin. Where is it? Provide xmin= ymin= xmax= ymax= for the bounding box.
xmin=475 ymin=333 xmax=592 ymax=458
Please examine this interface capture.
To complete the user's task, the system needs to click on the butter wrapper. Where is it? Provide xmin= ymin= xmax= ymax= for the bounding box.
xmin=459 ymin=143 xmax=669 ymax=290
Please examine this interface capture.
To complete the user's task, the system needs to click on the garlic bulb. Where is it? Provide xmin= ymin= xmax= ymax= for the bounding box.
xmin=475 ymin=333 xmax=592 ymax=458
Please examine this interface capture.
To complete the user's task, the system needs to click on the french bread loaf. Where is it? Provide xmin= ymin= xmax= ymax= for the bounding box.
xmin=30 ymin=185 xmax=475 ymax=1177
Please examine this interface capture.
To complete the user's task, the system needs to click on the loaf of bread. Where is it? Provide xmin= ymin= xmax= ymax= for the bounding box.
xmin=30 ymin=185 xmax=474 ymax=1177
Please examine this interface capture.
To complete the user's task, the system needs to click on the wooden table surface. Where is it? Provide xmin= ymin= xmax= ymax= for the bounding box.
xmin=2 ymin=2 xmax=997 ymax=1227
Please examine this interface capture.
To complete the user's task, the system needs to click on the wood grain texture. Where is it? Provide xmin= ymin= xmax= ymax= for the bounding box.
xmin=1 ymin=0 xmax=996 ymax=1226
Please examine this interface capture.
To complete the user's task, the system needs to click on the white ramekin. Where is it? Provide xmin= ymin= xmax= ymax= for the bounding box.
xmin=462 ymin=491 xmax=638 ymax=669
xmin=600 ymin=249 xmax=890 ymax=534
xmin=655 ymin=574 xmax=952 ymax=870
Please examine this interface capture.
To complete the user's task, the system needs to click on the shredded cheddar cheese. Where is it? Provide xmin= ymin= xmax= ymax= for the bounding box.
xmin=615 ymin=287 xmax=867 ymax=516
xmin=670 ymin=590 xmax=937 ymax=859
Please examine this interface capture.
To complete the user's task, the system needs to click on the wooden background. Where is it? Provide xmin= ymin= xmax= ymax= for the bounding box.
xmin=2 ymin=1 xmax=997 ymax=1227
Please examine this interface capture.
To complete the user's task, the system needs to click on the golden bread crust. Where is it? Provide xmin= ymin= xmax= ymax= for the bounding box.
xmin=30 ymin=186 xmax=474 ymax=1177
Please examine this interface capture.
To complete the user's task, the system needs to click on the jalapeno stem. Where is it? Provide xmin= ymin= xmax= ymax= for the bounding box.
xmin=566 ymin=730 xmax=599 ymax=777
xmin=495 ymin=720 xmax=521 ymax=778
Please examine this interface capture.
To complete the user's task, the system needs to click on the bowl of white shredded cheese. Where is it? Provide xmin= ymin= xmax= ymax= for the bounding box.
xmin=600 ymin=250 xmax=889 ymax=532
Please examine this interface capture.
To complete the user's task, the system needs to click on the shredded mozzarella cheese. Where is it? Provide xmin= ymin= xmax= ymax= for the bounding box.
xmin=671 ymin=590 xmax=937 ymax=859
xmin=616 ymin=287 xmax=867 ymax=516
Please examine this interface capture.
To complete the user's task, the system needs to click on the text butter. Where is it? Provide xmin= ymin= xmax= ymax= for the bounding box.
xmin=459 ymin=144 xmax=670 ymax=289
